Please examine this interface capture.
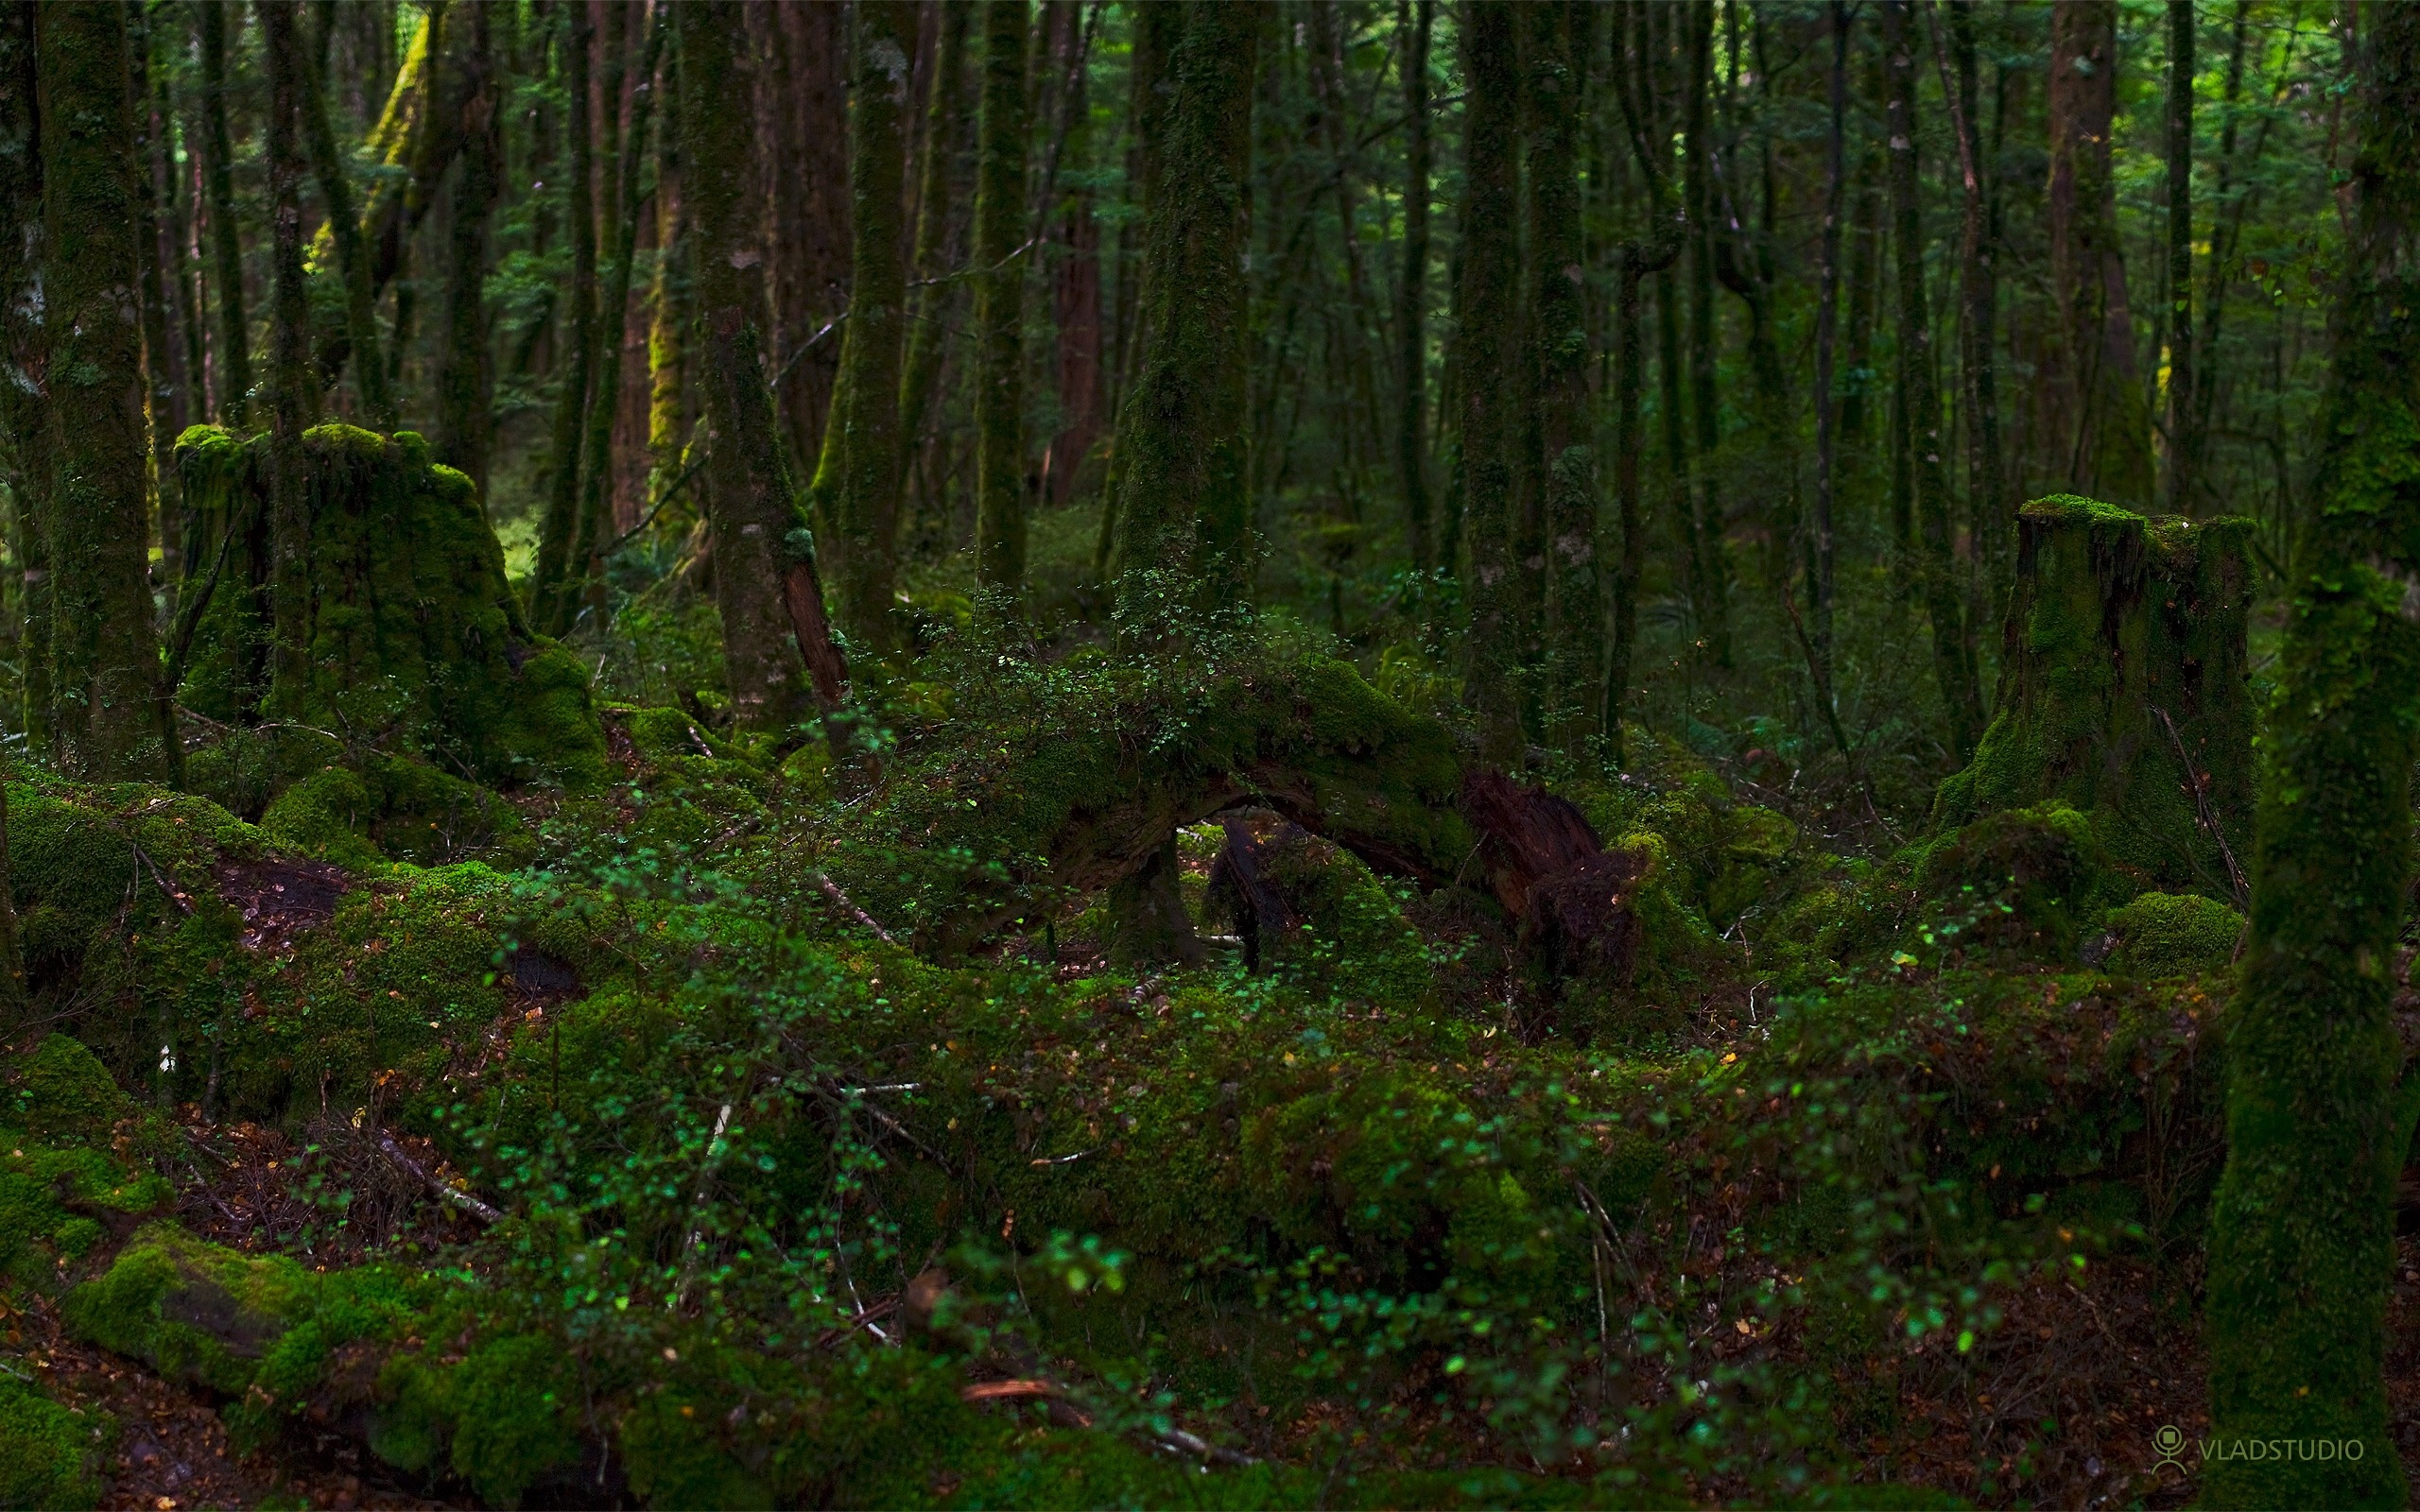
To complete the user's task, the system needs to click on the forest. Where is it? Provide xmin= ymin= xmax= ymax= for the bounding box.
xmin=0 ymin=0 xmax=2411 ymax=1506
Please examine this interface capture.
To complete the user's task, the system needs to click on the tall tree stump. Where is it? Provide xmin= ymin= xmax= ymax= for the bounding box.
xmin=176 ymin=424 xmax=608 ymax=789
xmin=1933 ymin=495 xmax=2254 ymax=898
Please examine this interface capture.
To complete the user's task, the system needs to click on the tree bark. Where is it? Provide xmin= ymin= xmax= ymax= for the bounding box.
xmin=37 ymin=0 xmax=166 ymax=781
xmin=2204 ymin=9 xmax=2420 ymax=1504
xmin=197 ymin=1 xmax=249 ymax=426
xmin=1040 ymin=5 xmax=1100 ymax=508
xmin=1528 ymin=4 xmax=1594 ymax=758
xmin=436 ymin=5 xmax=498 ymax=501
xmin=764 ymin=2 xmax=850 ymax=476
xmin=823 ymin=0 xmax=913 ymax=649
xmin=1680 ymin=3 xmax=1731 ymax=672
xmin=532 ymin=3 xmax=596 ymax=634
xmin=127 ymin=7 xmax=182 ymax=596
xmin=0 ymin=5 xmax=46 ymax=759
xmin=1884 ymin=0 xmax=1982 ymax=761
xmin=1453 ymin=0 xmax=1523 ymax=765
xmin=1813 ymin=0 xmax=1848 ymax=681
xmin=2048 ymin=0 xmax=2155 ymax=507
xmin=1394 ymin=0 xmax=1433 ymax=576
xmin=899 ymin=2 xmax=972 ymax=487
xmin=1091 ymin=1 xmax=1183 ymax=580
xmin=679 ymin=0 xmax=831 ymax=732
xmin=2166 ymin=0 xmax=2197 ymax=517
xmin=1108 ymin=1 xmax=1263 ymax=619
xmin=258 ymin=0 xmax=320 ymax=737
xmin=293 ymin=0 xmax=389 ymax=424
xmin=972 ymin=0 xmax=1029 ymax=598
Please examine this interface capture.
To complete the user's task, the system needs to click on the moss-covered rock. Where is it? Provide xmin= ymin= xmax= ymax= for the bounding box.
xmin=2101 ymin=890 xmax=2242 ymax=978
xmin=0 ymin=1377 xmax=110 ymax=1510
xmin=1917 ymin=802 xmax=2128 ymax=963
xmin=174 ymin=423 xmax=610 ymax=790
xmin=1933 ymin=496 xmax=2254 ymax=898
xmin=260 ymin=754 xmax=532 ymax=870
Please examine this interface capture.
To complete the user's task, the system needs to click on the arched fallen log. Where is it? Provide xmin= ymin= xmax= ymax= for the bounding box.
xmin=841 ymin=655 xmax=1650 ymax=978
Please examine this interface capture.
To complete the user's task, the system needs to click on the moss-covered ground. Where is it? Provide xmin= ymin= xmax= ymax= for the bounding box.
xmin=0 ymin=613 xmax=2364 ymax=1510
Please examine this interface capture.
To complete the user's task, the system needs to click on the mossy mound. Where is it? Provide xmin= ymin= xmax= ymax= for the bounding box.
xmin=1933 ymin=497 xmax=2254 ymax=896
xmin=2100 ymin=890 xmax=2243 ymax=978
xmin=1 ymin=1039 xmax=170 ymax=1287
xmin=0 ymin=1376 xmax=110 ymax=1510
xmin=175 ymin=423 xmax=609 ymax=790
xmin=260 ymin=753 xmax=533 ymax=870
xmin=1916 ymin=802 xmax=2128 ymax=963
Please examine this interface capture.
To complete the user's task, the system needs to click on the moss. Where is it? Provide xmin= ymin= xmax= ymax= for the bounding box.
xmin=260 ymin=755 xmax=532 ymax=871
xmin=63 ymin=1222 xmax=320 ymax=1396
xmin=2102 ymin=891 xmax=2242 ymax=977
xmin=1933 ymin=497 xmax=2255 ymax=899
xmin=1916 ymin=802 xmax=2126 ymax=962
xmin=9 ymin=1036 xmax=128 ymax=1145
xmin=171 ymin=424 xmax=611 ymax=790
xmin=0 ymin=1377 xmax=110 ymax=1511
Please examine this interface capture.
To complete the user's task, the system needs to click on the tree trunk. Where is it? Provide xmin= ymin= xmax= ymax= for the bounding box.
xmin=1040 ymin=7 xmax=1100 ymax=508
xmin=1680 ymin=4 xmax=1731 ymax=672
xmin=1453 ymin=0 xmax=1523 ymax=766
xmin=2193 ymin=2 xmax=2253 ymax=482
xmin=294 ymin=0 xmax=389 ymax=424
xmin=1092 ymin=2 xmax=1184 ymax=581
xmin=1528 ymin=3 xmax=1594 ymax=758
xmin=2166 ymin=0 xmax=2197 ymax=517
xmin=198 ymin=1 xmax=249 ymax=426
xmin=764 ymin=2 xmax=850 ymax=475
xmin=2204 ymin=11 xmax=2420 ymax=1505
xmin=0 ymin=5 xmax=45 ymax=759
xmin=1813 ymin=0 xmax=1848 ymax=680
xmin=824 ymin=0 xmax=912 ymax=649
xmin=2048 ymin=0 xmax=2155 ymax=508
xmin=899 ymin=2 xmax=972 ymax=486
xmin=1108 ymin=2 xmax=1262 ymax=618
xmin=1883 ymin=0 xmax=1982 ymax=761
xmin=436 ymin=5 xmax=498 ymax=501
xmin=972 ymin=0 xmax=1029 ymax=598
xmin=37 ymin=0 xmax=166 ymax=782
xmin=532 ymin=4 xmax=595 ymax=634
xmin=679 ymin=0 xmax=834 ymax=732
xmin=1394 ymin=0 xmax=1433 ymax=576
xmin=258 ymin=0 xmax=320 ymax=740
xmin=1944 ymin=0 xmax=2006 ymax=631
xmin=646 ymin=35 xmax=687 ymax=492
xmin=126 ymin=7 xmax=182 ymax=603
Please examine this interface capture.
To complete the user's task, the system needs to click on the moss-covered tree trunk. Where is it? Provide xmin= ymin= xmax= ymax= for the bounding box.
xmin=971 ymin=0 xmax=1029 ymax=598
xmin=679 ymin=1 xmax=837 ymax=730
xmin=38 ymin=0 xmax=166 ymax=782
xmin=1934 ymin=496 xmax=2253 ymax=894
xmin=1883 ymin=0 xmax=1982 ymax=761
xmin=436 ymin=5 xmax=497 ymax=502
xmin=127 ymin=9 xmax=182 ymax=589
xmin=0 ymin=4 xmax=44 ymax=758
xmin=531 ymin=3 xmax=595 ymax=636
xmin=646 ymin=33 xmax=686 ymax=493
xmin=294 ymin=0 xmax=389 ymax=425
xmin=822 ymin=0 xmax=911 ymax=650
xmin=197 ymin=1 xmax=249 ymax=425
xmin=2203 ymin=7 xmax=2420 ymax=1504
xmin=1106 ymin=0 xmax=1262 ymax=618
xmin=898 ymin=1 xmax=971 ymax=493
xmin=1678 ymin=4 xmax=1731 ymax=674
xmin=1394 ymin=0 xmax=1432 ymax=576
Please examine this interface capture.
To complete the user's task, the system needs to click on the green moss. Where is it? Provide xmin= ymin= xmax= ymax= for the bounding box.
xmin=260 ymin=755 xmax=532 ymax=871
xmin=171 ymin=424 xmax=611 ymax=790
xmin=2102 ymin=891 xmax=2242 ymax=977
xmin=63 ymin=1222 xmax=319 ymax=1396
xmin=1917 ymin=803 xmax=2126 ymax=962
xmin=1933 ymin=497 xmax=2254 ymax=899
xmin=9 ymin=1036 xmax=128 ymax=1145
xmin=0 ymin=1377 xmax=110 ymax=1510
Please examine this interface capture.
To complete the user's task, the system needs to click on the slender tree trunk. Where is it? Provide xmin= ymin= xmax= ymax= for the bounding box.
xmin=1395 ymin=0 xmax=1433 ymax=576
xmin=1934 ymin=0 xmax=2001 ymax=670
xmin=1041 ymin=7 xmax=1100 ymax=507
xmin=973 ymin=0 xmax=1029 ymax=597
xmin=128 ymin=5 xmax=181 ymax=591
xmin=2195 ymin=1 xmax=2254 ymax=471
xmin=533 ymin=3 xmax=596 ymax=633
xmin=765 ymin=2 xmax=850 ymax=473
xmin=295 ymin=0 xmax=389 ymax=423
xmin=2167 ymin=0 xmax=2198 ymax=516
xmin=1109 ymin=1 xmax=1263 ymax=615
xmin=258 ymin=0 xmax=320 ymax=737
xmin=1528 ymin=3 xmax=1595 ymax=757
xmin=2048 ymin=0 xmax=2154 ymax=507
xmin=577 ymin=7 xmax=668 ymax=607
xmin=2204 ymin=9 xmax=2420 ymax=1506
xmin=198 ymin=2 xmax=249 ymax=426
xmin=647 ymin=37 xmax=686 ymax=491
xmin=1453 ymin=1 xmax=1523 ymax=765
xmin=1681 ymin=3 xmax=1731 ymax=671
xmin=825 ymin=0 xmax=913 ymax=648
xmin=1092 ymin=1 xmax=1183 ymax=579
xmin=900 ymin=3 xmax=972 ymax=477
xmin=1884 ymin=0 xmax=1981 ymax=760
xmin=437 ymin=5 xmax=498 ymax=500
xmin=38 ymin=0 xmax=165 ymax=781
xmin=0 ymin=6 xmax=45 ymax=757
xmin=1813 ymin=0 xmax=1847 ymax=679
xmin=1839 ymin=116 xmax=1883 ymax=449
xmin=680 ymin=0 xmax=839 ymax=730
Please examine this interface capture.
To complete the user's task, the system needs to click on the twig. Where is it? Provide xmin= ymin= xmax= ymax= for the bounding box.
xmin=670 ymin=1099 xmax=737 ymax=1308
xmin=375 ymin=1129 xmax=503 ymax=1225
xmin=600 ymin=455 xmax=706 ymax=558
xmin=813 ymin=872 xmax=898 ymax=945
xmin=2152 ymin=705 xmax=2249 ymax=909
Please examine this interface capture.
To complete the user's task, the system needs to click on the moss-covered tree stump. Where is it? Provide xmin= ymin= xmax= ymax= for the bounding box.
xmin=176 ymin=424 xmax=607 ymax=788
xmin=1932 ymin=495 xmax=2254 ymax=896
